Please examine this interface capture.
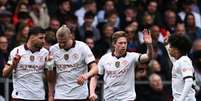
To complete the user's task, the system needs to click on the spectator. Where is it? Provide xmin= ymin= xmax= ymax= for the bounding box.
xmin=64 ymin=14 xmax=80 ymax=40
xmin=15 ymin=23 xmax=30 ymax=46
xmin=29 ymin=0 xmax=50 ymax=29
xmin=94 ymin=23 xmax=114 ymax=58
xmin=75 ymin=0 xmax=98 ymax=27
xmin=12 ymin=1 xmax=29 ymax=26
xmin=145 ymin=0 xmax=162 ymax=26
xmin=97 ymin=0 xmax=120 ymax=27
xmin=0 ymin=36 xmax=9 ymax=76
xmin=84 ymin=32 xmax=95 ymax=49
xmin=125 ymin=23 xmax=140 ymax=52
xmin=79 ymin=11 xmax=100 ymax=41
xmin=46 ymin=17 xmax=61 ymax=33
xmin=97 ymin=10 xmax=120 ymax=32
xmin=54 ymin=0 xmax=74 ymax=24
xmin=0 ymin=10 xmax=12 ymax=35
xmin=163 ymin=9 xmax=178 ymax=34
xmin=145 ymin=73 xmax=169 ymax=101
xmin=3 ymin=24 xmax=15 ymax=51
xmin=184 ymin=13 xmax=201 ymax=42
xmin=175 ymin=22 xmax=186 ymax=36
xmin=120 ymin=6 xmax=138 ymax=29
xmin=178 ymin=0 xmax=201 ymax=28
xmin=191 ymin=39 xmax=201 ymax=52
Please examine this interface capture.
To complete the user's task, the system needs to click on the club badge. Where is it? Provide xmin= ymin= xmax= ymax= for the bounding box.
xmin=30 ymin=55 xmax=35 ymax=61
xmin=115 ymin=61 xmax=120 ymax=68
xmin=64 ymin=54 xmax=69 ymax=60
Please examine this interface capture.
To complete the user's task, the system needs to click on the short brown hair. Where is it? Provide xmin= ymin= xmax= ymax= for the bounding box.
xmin=112 ymin=31 xmax=127 ymax=44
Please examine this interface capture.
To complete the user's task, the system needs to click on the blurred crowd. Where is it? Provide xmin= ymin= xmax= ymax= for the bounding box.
xmin=0 ymin=0 xmax=201 ymax=101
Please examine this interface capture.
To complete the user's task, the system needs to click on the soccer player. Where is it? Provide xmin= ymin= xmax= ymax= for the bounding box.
xmin=168 ymin=34 xmax=195 ymax=101
xmin=2 ymin=27 xmax=48 ymax=101
xmin=47 ymin=25 xmax=98 ymax=101
xmin=98 ymin=30 xmax=154 ymax=101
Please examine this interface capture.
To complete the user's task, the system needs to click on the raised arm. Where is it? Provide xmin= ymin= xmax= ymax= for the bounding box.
xmin=3 ymin=49 xmax=21 ymax=77
xmin=139 ymin=29 xmax=154 ymax=63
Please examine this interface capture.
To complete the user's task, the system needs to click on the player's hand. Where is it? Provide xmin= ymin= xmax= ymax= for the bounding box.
xmin=77 ymin=73 xmax=90 ymax=85
xmin=89 ymin=93 xmax=97 ymax=101
xmin=143 ymin=29 xmax=152 ymax=45
xmin=12 ymin=49 xmax=21 ymax=67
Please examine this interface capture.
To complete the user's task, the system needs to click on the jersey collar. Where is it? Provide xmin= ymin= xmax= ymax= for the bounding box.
xmin=112 ymin=51 xmax=127 ymax=59
xmin=59 ymin=40 xmax=76 ymax=51
xmin=24 ymin=44 xmax=41 ymax=53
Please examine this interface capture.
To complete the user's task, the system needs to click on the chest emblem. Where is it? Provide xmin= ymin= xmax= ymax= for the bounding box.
xmin=64 ymin=54 xmax=69 ymax=60
xmin=30 ymin=55 xmax=35 ymax=62
xmin=115 ymin=61 xmax=120 ymax=68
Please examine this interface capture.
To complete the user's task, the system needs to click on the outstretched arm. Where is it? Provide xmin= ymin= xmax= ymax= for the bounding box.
xmin=139 ymin=29 xmax=154 ymax=63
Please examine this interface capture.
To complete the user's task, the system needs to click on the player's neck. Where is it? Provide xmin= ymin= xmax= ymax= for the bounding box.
xmin=175 ymin=53 xmax=183 ymax=60
xmin=113 ymin=50 xmax=126 ymax=58
xmin=26 ymin=42 xmax=38 ymax=52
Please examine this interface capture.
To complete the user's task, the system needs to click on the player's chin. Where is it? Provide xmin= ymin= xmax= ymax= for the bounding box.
xmin=35 ymin=44 xmax=43 ymax=50
xmin=119 ymin=49 xmax=126 ymax=54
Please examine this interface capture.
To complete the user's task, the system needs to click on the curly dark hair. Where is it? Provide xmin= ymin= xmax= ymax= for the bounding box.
xmin=168 ymin=34 xmax=192 ymax=55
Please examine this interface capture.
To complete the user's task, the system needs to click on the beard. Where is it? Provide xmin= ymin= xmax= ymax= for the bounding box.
xmin=33 ymin=43 xmax=43 ymax=50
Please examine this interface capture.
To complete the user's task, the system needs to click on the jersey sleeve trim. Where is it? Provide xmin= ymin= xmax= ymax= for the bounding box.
xmin=87 ymin=61 xmax=96 ymax=67
xmin=183 ymin=76 xmax=193 ymax=80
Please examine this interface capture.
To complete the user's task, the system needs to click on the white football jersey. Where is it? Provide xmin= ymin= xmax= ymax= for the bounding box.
xmin=195 ymin=70 xmax=201 ymax=86
xmin=49 ymin=41 xmax=95 ymax=99
xmin=172 ymin=56 xmax=196 ymax=101
xmin=8 ymin=44 xmax=48 ymax=100
xmin=98 ymin=52 xmax=140 ymax=101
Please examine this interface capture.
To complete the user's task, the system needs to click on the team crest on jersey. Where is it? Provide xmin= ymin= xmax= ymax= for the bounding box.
xmin=115 ymin=61 xmax=120 ymax=68
xmin=30 ymin=55 xmax=35 ymax=61
xmin=64 ymin=54 xmax=69 ymax=60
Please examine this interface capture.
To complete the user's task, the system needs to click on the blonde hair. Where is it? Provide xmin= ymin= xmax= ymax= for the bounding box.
xmin=56 ymin=25 xmax=71 ymax=39
xmin=112 ymin=31 xmax=127 ymax=44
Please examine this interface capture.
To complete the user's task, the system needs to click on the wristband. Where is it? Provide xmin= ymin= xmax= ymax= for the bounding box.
xmin=45 ymin=60 xmax=55 ymax=70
